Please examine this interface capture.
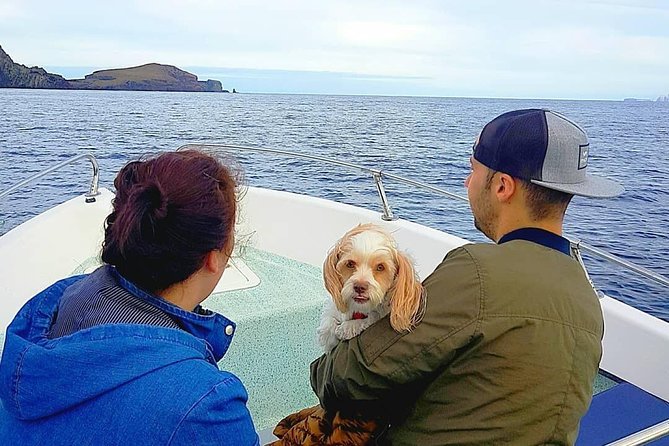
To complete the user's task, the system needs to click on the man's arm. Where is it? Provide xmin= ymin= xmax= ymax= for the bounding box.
xmin=310 ymin=246 xmax=483 ymax=412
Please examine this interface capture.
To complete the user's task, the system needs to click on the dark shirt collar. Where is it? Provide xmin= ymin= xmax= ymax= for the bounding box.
xmin=498 ymin=227 xmax=571 ymax=256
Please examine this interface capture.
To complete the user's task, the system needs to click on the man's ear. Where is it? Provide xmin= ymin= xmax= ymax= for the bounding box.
xmin=495 ymin=173 xmax=517 ymax=203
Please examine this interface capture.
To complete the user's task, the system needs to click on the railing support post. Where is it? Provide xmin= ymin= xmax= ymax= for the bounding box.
xmin=571 ymin=240 xmax=601 ymax=298
xmin=372 ymin=172 xmax=396 ymax=221
xmin=0 ymin=153 xmax=100 ymax=204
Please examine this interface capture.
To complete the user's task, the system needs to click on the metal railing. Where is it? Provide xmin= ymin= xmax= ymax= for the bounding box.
xmin=179 ymin=143 xmax=472 ymax=218
xmin=605 ymin=419 xmax=669 ymax=446
xmin=2 ymin=146 xmax=666 ymax=290
xmin=0 ymin=153 xmax=100 ymax=203
xmin=179 ymin=143 xmax=669 ymax=290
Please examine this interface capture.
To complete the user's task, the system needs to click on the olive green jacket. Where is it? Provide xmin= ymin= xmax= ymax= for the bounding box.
xmin=311 ymin=240 xmax=604 ymax=446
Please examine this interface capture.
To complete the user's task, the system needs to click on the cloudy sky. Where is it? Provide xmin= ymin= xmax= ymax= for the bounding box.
xmin=1 ymin=0 xmax=667 ymax=99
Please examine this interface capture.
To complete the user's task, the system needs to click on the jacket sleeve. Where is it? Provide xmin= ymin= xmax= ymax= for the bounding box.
xmin=310 ymin=246 xmax=483 ymax=412
xmin=169 ymin=374 xmax=260 ymax=446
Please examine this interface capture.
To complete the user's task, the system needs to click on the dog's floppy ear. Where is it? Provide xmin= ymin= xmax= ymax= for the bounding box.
xmin=323 ymin=239 xmax=347 ymax=313
xmin=389 ymin=250 xmax=425 ymax=332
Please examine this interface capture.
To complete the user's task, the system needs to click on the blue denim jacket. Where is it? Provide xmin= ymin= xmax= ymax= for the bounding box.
xmin=0 ymin=267 xmax=260 ymax=445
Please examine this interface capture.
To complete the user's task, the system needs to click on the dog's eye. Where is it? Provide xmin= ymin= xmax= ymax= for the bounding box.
xmin=376 ymin=264 xmax=385 ymax=272
xmin=345 ymin=260 xmax=356 ymax=269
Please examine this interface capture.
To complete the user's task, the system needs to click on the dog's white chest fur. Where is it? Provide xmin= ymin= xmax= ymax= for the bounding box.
xmin=317 ymin=299 xmax=389 ymax=352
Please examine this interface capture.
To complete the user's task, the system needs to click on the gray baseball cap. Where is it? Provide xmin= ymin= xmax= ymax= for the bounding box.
xmin=473 ymin=109 xmax=624 ymax=198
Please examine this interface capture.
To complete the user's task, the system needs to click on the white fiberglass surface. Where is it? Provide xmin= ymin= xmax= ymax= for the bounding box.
xmin=0 ymin=189 xmax=113 ymax=330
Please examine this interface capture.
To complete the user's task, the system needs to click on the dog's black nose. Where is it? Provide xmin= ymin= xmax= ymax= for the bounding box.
xmin=354 ymin=283 xmax=368 ymax=294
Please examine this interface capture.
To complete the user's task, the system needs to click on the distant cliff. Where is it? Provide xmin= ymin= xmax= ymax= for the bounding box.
xmin=0 ymin=46 xmax=71 ymax=89
xmin=0 ymin=45 xmax=224 ymax=92
xmin=657 ymin=94 xmax=669 ymax=102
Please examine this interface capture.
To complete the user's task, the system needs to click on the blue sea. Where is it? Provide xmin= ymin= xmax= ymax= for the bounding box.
xmin=0 ymin=89 xmax=667 ymax=320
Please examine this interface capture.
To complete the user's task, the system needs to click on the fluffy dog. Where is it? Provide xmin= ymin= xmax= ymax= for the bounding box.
xmin=268 ymin=224 xmax=426 ymax=446
xmin=317 ymin=223 xmax=425 ymax=351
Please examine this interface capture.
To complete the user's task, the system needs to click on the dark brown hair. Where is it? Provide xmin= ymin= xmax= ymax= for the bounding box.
xmin=520 ymin=180 xmax=573 ymax=220
xmin=102 ymin=149 xmax=240 ymax=293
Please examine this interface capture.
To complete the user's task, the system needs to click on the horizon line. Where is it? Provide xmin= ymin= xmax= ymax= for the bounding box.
xmin=4 ymin=86 xmax=669 ymax=103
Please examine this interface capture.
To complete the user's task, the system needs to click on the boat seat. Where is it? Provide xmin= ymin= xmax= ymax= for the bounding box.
xmin=576 ymin=380 xmax=669 ymax=445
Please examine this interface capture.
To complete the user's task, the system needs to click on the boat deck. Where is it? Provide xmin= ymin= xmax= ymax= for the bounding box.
xmin=579 ymin=373 xmax=669 ymax=445
xmin=1 ymin=245 xmax=667 ymax=444
xmin=201 ymin=246 xmax=327 ymax=431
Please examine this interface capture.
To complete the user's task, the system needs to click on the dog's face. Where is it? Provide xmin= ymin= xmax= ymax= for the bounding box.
xmin=323 ymin=223 xmax=425 ymax=332
xmin=335 ymin=229 xmax=397 ymax=312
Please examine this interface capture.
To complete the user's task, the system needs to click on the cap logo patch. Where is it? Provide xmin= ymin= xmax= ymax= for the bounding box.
xmin=578 ymin=144 xmax=589 ymax=170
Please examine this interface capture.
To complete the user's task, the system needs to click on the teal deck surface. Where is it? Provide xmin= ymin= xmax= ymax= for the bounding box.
xmin=593 ymin=372 xmax=618 ymax=395
xmin=201 ymin=247 xmax=329 ymax=431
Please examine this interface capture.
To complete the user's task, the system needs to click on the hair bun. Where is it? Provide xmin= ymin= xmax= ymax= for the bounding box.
xmin=136 ymin=180 xmax=169 ymax=221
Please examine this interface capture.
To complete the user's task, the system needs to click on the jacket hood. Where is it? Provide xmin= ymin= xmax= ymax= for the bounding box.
xmin=0 ymin=276 xmax=224 ymax=421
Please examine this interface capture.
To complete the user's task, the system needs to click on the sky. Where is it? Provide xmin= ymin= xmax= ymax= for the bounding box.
xmin=1 ymin=0 xmax=668 ymax=100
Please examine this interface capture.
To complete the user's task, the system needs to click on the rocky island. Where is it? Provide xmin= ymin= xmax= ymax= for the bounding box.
xmin=0 ymin=45 xmax=225 ymax=92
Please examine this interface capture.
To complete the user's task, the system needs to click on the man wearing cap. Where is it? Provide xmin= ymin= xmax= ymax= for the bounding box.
xmin=311 ymin=109 xmax=624 ymax=445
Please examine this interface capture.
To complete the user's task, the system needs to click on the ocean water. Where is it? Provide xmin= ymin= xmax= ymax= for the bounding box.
xmin=0 ymin=89 xmax=667 ymax=320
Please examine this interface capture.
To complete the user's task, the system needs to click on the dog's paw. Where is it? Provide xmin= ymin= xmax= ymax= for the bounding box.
xmin=335 ymin=319 xmax=370 ymax=341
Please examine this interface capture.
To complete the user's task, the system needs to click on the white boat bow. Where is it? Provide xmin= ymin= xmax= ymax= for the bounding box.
xmin=1 ymin=148 xmax=668 ymax=445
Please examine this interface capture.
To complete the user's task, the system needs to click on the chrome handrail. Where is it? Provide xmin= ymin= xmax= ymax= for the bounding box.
xmin=0 ymin=153 xmax=100 ymax=203
xmin=179 ymin=143 xmax=469 ymax=217
xmin=180 ymin=143 xmax=669 ymax=291
xmin=605 ymin=419 xmax=669 ymax=446
xmin=181 ymin=143 xmax=400 ymax=220
xmin=576 ymin=240 xmax=669 ymax=288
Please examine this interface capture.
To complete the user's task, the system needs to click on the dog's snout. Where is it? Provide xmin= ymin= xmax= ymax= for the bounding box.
xmin=354 ymin=282 xmax=368 ymax=294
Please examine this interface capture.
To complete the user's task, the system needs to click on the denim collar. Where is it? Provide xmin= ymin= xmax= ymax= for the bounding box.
xmin=498 ymin=227 xmax=571 ymax=256
xmin=109 ymin=266 xmax=235 ymax=363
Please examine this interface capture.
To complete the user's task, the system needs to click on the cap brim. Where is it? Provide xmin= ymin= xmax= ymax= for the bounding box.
xmin=531 ymin=175 xmax=624 ymax=198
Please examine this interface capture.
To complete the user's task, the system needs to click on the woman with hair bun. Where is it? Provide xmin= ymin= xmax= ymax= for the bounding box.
xmin=0 ymin=150 xmax=260 ymax=445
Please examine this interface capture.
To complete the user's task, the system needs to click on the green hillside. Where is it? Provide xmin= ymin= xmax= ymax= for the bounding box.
xmin=0 ymin=46 xmax=224 ymax=92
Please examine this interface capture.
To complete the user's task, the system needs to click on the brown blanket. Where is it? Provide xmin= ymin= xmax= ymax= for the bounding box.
xmin=267 ymin=405 xmax=382 ymax=446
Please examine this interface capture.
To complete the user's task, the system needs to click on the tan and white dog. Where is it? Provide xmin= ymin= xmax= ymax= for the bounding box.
xmin=317 ymin=223 xmax=426 ymax=351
